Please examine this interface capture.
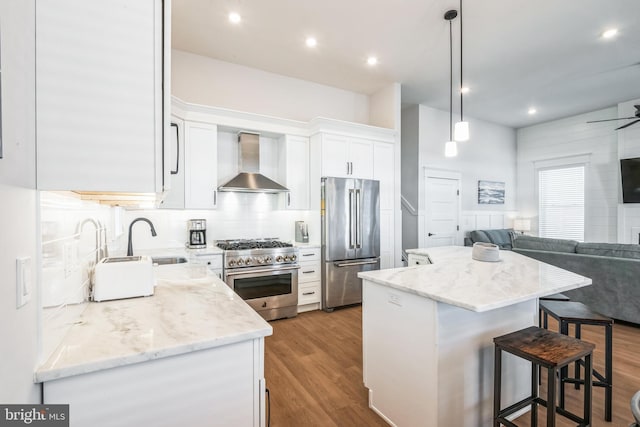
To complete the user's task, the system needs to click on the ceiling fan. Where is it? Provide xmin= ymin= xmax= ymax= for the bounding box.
xmin=587 ymin=105 xmax=640 ymax=130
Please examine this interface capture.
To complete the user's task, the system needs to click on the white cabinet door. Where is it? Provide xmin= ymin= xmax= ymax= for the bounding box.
xmin=185 ymin=122 xmax=218 ymax=209
xmin=349 ymin=137 xmax=374 ymax=179
xmin=380 ymin=209 xmax=394 ymax=269
xmin=320 ymin=134 xmax=350 ymax=178
xmin=36 ymin=0 xmax=167 ymax=192
xmin=319 ymin=134 xmax=373 ymax=179
xmin=280 ymin=135 xmax=309 ymax=210
xmin=160 ymin=118 xmax=186 ymax=209
xmin=373 ymin=142 xmax=394 ymax=210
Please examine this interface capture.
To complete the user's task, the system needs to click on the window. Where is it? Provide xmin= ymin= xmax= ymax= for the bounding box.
xmin=538 ymin=165 xmax=585 ymax=241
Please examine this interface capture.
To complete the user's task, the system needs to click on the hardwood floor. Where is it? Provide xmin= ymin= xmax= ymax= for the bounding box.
xmin=265 ymin=306 xmax=639 ymax=427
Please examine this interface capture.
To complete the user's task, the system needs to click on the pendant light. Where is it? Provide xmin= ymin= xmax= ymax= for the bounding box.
xmin=444 ymin=9 xmax=458 ymax=157
xmin=454 ymin=0 xmax=469 ymax=142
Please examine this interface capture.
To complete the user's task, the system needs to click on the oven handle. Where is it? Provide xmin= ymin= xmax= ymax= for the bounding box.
xmin=225 ymin=265 xmax=300 ymax=276
xmin=334 ymin=260 xmax=379 ymax=268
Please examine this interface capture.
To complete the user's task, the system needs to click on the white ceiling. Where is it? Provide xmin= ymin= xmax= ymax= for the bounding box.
xmin=172 ymin=0 xmax=640 ymax=128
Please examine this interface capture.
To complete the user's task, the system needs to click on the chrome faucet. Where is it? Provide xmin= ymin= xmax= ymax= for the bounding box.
xmin=127 ymin=217 xmax=157 ymax=256
xmin=75 ymin=218 xmax=101 ymax=264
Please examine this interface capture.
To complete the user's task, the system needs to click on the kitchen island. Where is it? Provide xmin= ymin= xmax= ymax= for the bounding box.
xmin=358 ymin=246 xmax=592 ymax=427
xmin=36 ymin=264 xmax=272 ymax=427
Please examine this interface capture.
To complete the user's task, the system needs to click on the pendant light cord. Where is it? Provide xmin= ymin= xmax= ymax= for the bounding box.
xmin=449 ymin=18 xmax=453 ymax=141
xmin=460 ymin=0 xmax=463 ymax=121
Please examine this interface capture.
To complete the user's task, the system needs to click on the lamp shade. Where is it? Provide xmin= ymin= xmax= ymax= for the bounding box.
xmin=454 ymin=121 xmax=469 ymax=141
xmin=513 ymin=219 xmax=531 ymax=232
xmin=445 ymin=140 xmax=458 ymax=157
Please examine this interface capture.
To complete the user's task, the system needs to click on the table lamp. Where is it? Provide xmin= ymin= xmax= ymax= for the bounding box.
xmin=513 ymin=219 xmax=531 ymax=235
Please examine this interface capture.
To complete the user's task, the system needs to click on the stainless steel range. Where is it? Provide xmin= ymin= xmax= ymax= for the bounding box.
xmin=217 ymin=239 xmax=299 ymax=321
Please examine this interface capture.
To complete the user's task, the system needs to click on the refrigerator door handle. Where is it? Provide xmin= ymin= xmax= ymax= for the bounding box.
xmin=348 ymin=189 xmax=354 ymax=249
xmin=355 ymin=188 xmax=361 ymax=248
xmin=334 ymin=259 xmax=379 ymax=268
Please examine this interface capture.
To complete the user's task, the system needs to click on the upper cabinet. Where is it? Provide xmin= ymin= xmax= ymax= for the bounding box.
xmin=278 ymin=135 xmax=309 ymax=210
xmin=36 ymin=0 xmax=170 ymax=193
xmin=317 ymin=134 xmax=373 ymax=179
xmin=159 ymin=120 xmax=218 ymax=210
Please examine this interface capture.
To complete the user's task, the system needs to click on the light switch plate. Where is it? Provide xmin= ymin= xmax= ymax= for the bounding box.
xmin=16 ymin=257 xmax=32 ymax=308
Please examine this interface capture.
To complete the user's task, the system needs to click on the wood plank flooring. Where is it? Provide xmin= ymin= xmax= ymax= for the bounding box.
xmin=265 ymin=306 xmax=640 ymax=427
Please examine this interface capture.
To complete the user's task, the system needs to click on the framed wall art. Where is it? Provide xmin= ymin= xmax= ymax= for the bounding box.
xmin=478 ymin=180 xmax=505 ymax=204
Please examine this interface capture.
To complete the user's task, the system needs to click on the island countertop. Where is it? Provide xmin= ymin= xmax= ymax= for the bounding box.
xmin=35 ymin=265 xmax=272 ymax=383
xmin=359 ymin=246 xmax=592 ymax=312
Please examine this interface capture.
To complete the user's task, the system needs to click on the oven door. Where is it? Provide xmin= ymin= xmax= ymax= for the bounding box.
xmin=225 ymin=265 xmax=299 ymax=312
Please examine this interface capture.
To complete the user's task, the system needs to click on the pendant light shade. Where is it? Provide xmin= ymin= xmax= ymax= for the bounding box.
xmin=454 ymin=121 xmax=469 ymax=141
xmin=445 ymin=140 xmax=458 ymax=157
xmin=444 ymin=9 xmax=458 ymax=157
xmin=454 ymin=0 xmax=470 ymax=142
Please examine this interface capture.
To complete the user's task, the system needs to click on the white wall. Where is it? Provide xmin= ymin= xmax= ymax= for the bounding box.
xmin=172 ymin=49 xmax=371 ymax=125
xmin=617 ymin=98 xmax=640 ymax=244
xmin=401 ymin=104 xmax=517 ymax=250
xmin=516 ymin=107 xmax=619 ymax=242
xmin=0 ymin=0 xmax=40 ymax=403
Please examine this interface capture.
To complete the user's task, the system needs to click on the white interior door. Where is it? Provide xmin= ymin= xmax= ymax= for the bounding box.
xmin=425 ymin=176 xmax=460 ymax=247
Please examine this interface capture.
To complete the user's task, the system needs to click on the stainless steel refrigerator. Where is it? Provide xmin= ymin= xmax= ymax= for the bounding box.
xmin=321 ymin=177 xmax=380 ymax=311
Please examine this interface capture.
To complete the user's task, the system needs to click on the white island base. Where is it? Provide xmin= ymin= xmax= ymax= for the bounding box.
xmin=363 ymin=281 xmax=534 ymax=426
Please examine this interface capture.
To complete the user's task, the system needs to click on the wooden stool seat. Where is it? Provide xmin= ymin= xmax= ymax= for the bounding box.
xmin=494 ymin=326 xmax=594 ymax=426
xmin=539 ymin=300 xmax=614 ymax=421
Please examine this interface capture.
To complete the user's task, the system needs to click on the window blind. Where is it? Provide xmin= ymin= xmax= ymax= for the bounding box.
xmin=538 ymin=165 xmax=585 ymax=241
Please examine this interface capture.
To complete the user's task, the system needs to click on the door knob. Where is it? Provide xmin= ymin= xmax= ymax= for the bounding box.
xmin=428 ymin=233 xmax=435 ymax=236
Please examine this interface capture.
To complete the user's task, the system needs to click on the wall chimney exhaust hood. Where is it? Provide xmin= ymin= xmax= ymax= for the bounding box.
xmin=218 ymin=132 xmax=289 ymax=193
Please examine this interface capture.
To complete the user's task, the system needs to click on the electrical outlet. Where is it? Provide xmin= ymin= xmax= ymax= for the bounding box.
xmin=16 ymin=257 xmax=32 ymax=308
xmin=388 ymin=293 xmax=402 ymax=307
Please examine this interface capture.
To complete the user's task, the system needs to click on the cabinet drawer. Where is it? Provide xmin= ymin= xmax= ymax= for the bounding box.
xmin=299 ymin=263 xmax=321 ymax=283
xmin=298 ymin=247 xmax=320 ymax=261
xmin=298 ymin=282 xmax=320 ymax=305
xmin=191 ymin=254 xmax=223 ymax=270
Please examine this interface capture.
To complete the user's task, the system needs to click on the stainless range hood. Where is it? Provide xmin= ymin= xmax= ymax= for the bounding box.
xmin=218 ymin=132 xmax=289 ymax=193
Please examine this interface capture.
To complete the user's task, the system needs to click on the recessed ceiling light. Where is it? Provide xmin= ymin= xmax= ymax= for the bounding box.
xmin=367 ymin=56 xmax=378 ymax=66
xmin=601 ymin=28 xmax=618 ymax=39
xmin=460 ymin=86 xmax=470 ymax=94
xmin=305 ymin=37 xmax=317 ymax=48
xmin=528 ymin=107 xmax=537 ymax=115
xmin=228 ymin=12 xmax=241 ymax=24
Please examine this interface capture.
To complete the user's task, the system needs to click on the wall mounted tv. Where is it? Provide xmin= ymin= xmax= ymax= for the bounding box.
xmin=620 ymin=157 xmax=640 ymax=203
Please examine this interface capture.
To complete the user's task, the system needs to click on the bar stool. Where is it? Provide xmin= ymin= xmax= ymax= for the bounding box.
xmin=539 ymin=300 xmax=613 ymax=421
xmin=494 ymin=326 xmax=594 ymax=426
xmin=538 ymin=293 xmax=570 ymax=329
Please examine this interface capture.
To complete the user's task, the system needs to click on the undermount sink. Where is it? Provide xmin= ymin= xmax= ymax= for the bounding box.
xmin=152 ymin=256 xmax=188 ymax=266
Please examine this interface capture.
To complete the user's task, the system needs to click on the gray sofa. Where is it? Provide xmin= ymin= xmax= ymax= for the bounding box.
xmin=464 ymin=229 xmax=640 ymax=324
xmin=511 ymin=235 xmax=640 ymax=325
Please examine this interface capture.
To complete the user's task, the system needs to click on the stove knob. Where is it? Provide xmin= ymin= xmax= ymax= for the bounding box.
xmin=256 ymin=257 xmax=264 ymax=264
xmin=290 ymin=254 xmax=297 ymax=261
xmin=237 ymin=259 xmax=244 ymax=266
xmin=264 ymin=256 xmax=273 ymax=263
xmin=245 ymin=257 xmax=252 ymax=265
xmin=283 ymin=255 xmax=291 ymax=262
xmin=228 ymin=260 xmax=236 ymax=267
xmin=275 ymin=255 xmax=284 ymax=262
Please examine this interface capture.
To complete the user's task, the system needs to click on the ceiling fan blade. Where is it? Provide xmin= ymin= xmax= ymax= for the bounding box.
xmin=616 ymin=119 xmax=640 ymax=130
xmin=586 ymin=117 xmax=636 ymax=123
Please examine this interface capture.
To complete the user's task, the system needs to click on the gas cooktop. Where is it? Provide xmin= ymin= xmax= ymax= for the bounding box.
xmin=216 ymin=239 xmax=293 ymax=251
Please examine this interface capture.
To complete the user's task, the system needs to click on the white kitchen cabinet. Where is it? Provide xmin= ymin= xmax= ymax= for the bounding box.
xmin=379 ymin=210 xmax=395 ymax=270
xmin=278 ymin=135 xmax=309 ymax=210
xmin=317 ymin=133 xmax=373 ymax=179
xmin=189 ymin=252 xmax=223 ymax=279
xmin=185 ymin=122 xmax=218 ymax=209
xmin=36 ymin=0 xmax=170 ymax=193
xmin=373 ymin=142 xmax=394 ymax=211
xmin=43 ymin=339 xmax=267 ymax=427
xmin=159 ymin=118 xmax=185 ymax=209
xmin=298 ymin=246 xmax=321 ymax=312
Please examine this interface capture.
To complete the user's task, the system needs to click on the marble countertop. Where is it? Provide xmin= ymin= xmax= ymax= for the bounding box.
xmin=359 ymin=246 xmax=592 ymax=312
xmin=35 ymin=265 xmax=272 ymax=383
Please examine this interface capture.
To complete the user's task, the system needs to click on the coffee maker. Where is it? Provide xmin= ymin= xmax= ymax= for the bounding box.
xmin=295 ymin=221 xmax=309 ymax=243
xmin=187 ymin=219 xmax=207 ymax=249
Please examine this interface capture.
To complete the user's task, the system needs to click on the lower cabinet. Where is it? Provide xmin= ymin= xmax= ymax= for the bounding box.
xmin=43 ymin=339 xmax=266 ymax=427
xmin=297 ymin=247 xmax=321 ymax=312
